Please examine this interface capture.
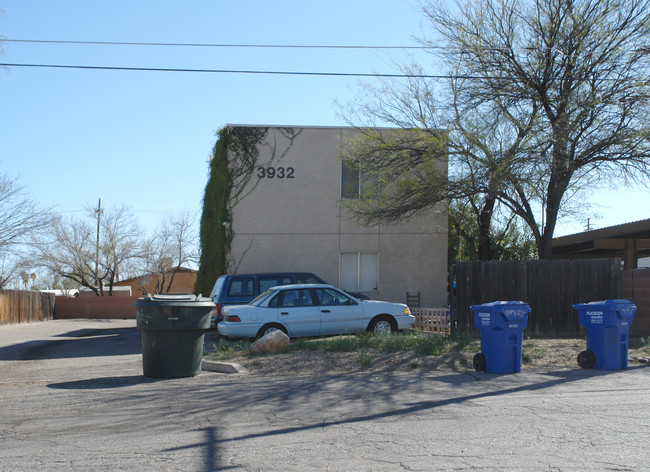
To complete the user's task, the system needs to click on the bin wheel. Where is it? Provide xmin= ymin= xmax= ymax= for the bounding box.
xmin=473 ymin=353 xmax=486 ymax=372
xmin=577 ymin=350 xmax=595 ymax=369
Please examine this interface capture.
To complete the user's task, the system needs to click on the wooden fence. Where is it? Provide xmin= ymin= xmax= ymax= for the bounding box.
xmin=412 ymin=307 xmax=451 ymax=335
xmin=450 ymin=258 xmax=622 ymax=337
xmin=0 ymin=290 xmax=55 ymax=325
xmin=623 ymin=268 xmax=650 ymax=337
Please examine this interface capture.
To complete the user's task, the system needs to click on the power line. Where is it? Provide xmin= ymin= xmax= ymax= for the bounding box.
xmin=2 ymin=38 xmax=429 ymax=50
xmin=0 ymin=62 xmax=635 ymax=82
xmin=4 ymin=38 xmax=648 ymax=55
xmin=0 ymin=62 xmax=454 ymax=78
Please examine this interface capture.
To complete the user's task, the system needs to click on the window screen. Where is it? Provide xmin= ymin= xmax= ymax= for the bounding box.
xmin=340 ymin=253 xmax=378 ymax=292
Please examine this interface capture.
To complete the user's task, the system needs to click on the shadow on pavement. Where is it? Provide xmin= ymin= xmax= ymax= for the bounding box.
xmin=200 ymin=366 xmax=648 ymax=448
xmin=151 ymin=365 xmax=648 ymax=470
xmin=47 ymin=375 xmax=170 ymax=389
xmin=0 ymin=327 xmax=141 ymax=361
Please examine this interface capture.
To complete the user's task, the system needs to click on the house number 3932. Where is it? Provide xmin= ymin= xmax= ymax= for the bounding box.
xmin=257 ymin=166 xmax=295 ymax=179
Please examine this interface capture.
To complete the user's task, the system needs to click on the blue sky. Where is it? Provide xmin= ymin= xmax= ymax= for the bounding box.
xmin=0 ymin=0 xmax=647 ymax=240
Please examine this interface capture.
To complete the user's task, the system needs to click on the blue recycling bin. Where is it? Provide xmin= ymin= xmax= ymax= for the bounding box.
xmin=574 ymin=299 xmax=636 ymax=370
xmin=471 ymin=301 xmax=531 ymax=373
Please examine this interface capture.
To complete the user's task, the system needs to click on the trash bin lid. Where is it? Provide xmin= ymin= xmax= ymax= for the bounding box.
xmin=573 ymin=299 xmax=635 ymax=309
xmin=134 ymin=293 xmax=215 ymax=307
xmin=470 ymin=301 xmax=531 ymax=311
xmin=573 ymin=299 xmax=636 ymax=320
xmin=471 ymin=301 xmax=530 ymax=322
xmin=151 ymin=293 xmax=199 ymax=301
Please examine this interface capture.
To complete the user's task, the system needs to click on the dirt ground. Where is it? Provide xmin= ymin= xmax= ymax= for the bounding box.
xmin=215 ymin=337 xmax=650 ymax=376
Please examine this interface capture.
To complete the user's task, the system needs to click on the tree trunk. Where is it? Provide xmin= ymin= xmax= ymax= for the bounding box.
xmin=477 ymin=196 xmax=496 ymax=260
xmin=538 ymin=140 xmax=572 ymax=259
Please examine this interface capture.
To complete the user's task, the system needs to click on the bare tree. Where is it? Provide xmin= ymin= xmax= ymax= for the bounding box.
xmin=138 ymin=211 xmax=199 ymax=295
xmin=98 ymin=205 xmax=143 ymax=294
xmin=30 ymin=204 xmax=143 ymax=295
xmin=0 ymin=172 xmax=52 ymax=287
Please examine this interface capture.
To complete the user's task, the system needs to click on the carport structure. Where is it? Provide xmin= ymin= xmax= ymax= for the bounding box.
xmin=551 ymin=218 xmax=650 ymax=270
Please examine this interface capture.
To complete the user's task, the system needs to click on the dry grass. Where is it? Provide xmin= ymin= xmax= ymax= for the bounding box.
xmin=208 ymin=334 xmax=650 ymax=376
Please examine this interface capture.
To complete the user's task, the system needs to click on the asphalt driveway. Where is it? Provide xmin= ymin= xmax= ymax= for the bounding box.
xmin=1 ymin=319 xmax=649 ymax=471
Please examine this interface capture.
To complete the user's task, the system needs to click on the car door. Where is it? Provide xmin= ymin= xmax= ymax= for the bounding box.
xmin=315 ymin=288 xmax=364 ymax=335
xmin=276 ymin=288 xmax=321 ymax=337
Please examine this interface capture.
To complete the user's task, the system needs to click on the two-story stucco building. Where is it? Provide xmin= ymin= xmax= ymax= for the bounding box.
xmin=225 ymin=125 xmax=448 ymax=307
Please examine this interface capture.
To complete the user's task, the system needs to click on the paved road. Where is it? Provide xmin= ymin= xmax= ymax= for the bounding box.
xmin=1 ymin=319 xmax=649 ymax=471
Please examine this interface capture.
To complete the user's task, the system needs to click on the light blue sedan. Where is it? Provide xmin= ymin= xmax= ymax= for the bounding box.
xmin=217 ymin=284 xmax=415 ymax=339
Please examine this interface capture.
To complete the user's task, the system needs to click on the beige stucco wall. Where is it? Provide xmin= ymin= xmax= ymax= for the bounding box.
xmin=228 ymin=126 xmax=448 ymax=307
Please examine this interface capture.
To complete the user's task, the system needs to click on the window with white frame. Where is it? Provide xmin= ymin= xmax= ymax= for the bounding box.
xmin=340 ymin=252 xmax=378 ymax=292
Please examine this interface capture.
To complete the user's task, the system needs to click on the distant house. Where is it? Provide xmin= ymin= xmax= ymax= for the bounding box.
xmin=114 ymin=267 xmax=197 ymax=296
xmin=40 ymin=289 xmax=79 ymax=298
xmin=78 ymin=286 xmax=132 ymax=297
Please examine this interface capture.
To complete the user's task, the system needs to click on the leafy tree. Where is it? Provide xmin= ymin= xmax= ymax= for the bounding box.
xmin=342 ymin=0 xmax=650 ymax=259
xmin=448 ymin=201 xmax=537 ymax=264
xmin=341 ymin=72 xmax=537 ymax=261
xmin=425 ymin=0 xmax=650 ymax=258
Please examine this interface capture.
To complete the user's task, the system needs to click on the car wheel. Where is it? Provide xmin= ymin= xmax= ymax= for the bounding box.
xmin=473 ymin=353 xmax=486 ymax=372
xmin=577 ymin=350 xmax=595 ymax=369
xmin=368 ymin=316 xmax=396 ymax=335
xmin=256 ymin=323 xmax=288 ymax=339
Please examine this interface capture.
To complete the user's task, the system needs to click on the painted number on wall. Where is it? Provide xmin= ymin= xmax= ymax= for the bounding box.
xmin=257 ymin=166 xmax=295 ymax=179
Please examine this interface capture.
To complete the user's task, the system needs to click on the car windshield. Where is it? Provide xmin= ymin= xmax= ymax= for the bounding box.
xmin=250 ymin=289 xmax=276 ymax=306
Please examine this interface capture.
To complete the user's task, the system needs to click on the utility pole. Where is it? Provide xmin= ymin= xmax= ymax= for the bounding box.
xmin=95 ymin=198 xmax=102 ymax=289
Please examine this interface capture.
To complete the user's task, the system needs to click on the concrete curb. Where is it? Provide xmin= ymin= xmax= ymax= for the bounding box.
xmin=202 ymin=359 xmax=249 ymax=374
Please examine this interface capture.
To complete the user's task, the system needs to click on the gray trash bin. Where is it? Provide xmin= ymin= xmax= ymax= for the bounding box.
xmin=135 ymin=293 xmax=215 ymax=378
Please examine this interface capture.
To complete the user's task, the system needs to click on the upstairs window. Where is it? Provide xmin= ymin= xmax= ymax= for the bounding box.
xmin=341 ymin=161 xmax=379 ymax=199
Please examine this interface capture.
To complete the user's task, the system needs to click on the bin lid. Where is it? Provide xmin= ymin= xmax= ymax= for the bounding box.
xmin=470 ymin=301 xmax=530 ymax=322
xmin=470 ymin=301 xmax=531 ymax=311
xmin=572 ymin=299 xmax=636 ymax=310
xmin=134 ymin=293 xmax=215 ymax=307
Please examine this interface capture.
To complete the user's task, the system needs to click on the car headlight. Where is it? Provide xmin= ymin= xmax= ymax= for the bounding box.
xmin=403 ymin=307 xmax=411 ymax=315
